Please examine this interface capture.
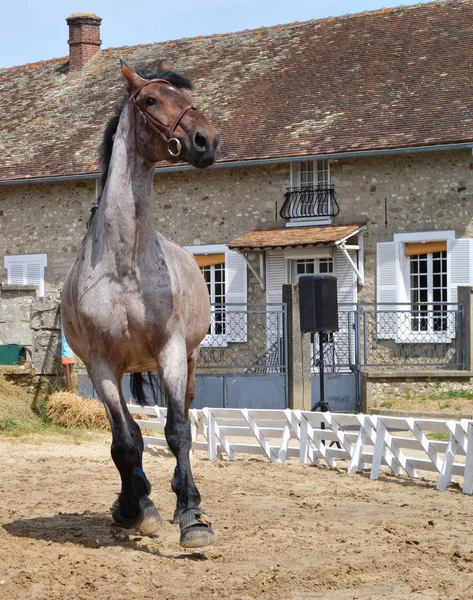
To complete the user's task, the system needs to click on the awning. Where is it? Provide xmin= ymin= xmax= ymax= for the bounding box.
xmin=227 ymin=224 xmax=366 ymax=251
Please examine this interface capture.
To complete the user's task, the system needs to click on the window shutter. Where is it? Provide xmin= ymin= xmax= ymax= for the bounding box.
xmin=376 ymin=241 xmax=399 ymax=339
xmin=225 ymin=249 xmax=247 ymax=342
xmin=333 ymin=247 xmax=357 ymax=304
xmin=291 ymin=163 xmax=301 ymax=188
xmin=333 ymin=248 xmax=357 ymax=368
xmin=26 ymin=263 xmax=41 ymax=286
xmin=9 ymin=263 xmax=25 ymax=285
xmin=266 ymin=251 xmax=288 ymax=349
xmin=448 ymin=238 xmax=473 ymax=302
xmin=266 ymin=251 xmax=288 ymax=304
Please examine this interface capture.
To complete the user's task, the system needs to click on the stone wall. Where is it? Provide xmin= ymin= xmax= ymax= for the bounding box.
xmin=332 ymin=149 xmax=473 ymax=301
xmin=1 ymin=149 xmax=472 ymax=305
xmin=0 ymin=285 xmax=37 ymax=348
xmin=0 ymin=285 xmax=61 ymax=377
xmin=30 ymin=294 xmax=61 ymax=376
xmin=362 ymin=371 xmax=473 ymax=411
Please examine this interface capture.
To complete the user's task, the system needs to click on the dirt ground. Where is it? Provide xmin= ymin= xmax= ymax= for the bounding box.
xmin=1 ymin=438 xmax=472 ymax=600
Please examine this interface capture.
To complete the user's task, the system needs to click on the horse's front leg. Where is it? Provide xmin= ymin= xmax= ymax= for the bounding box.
xmin=87 ymin=356 xmax=162 ymax=535
xmin=161 ymin=341 xmax=215 ymax=548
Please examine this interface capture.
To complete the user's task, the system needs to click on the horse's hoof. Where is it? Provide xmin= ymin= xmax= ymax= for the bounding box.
xmin=110 ymin=497 xmax=162 ymax=536
xmin=179 ymin=508 xmax=215 ymax=549
xmin=137 ymin=497 xmax=163 ymax=536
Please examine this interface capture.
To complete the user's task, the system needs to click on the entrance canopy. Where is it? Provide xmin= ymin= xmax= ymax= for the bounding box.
xmin=228 ymin=224 xmax=366 ymax=252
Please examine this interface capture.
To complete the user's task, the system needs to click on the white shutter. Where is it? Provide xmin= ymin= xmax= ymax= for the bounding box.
xmin=225 ymin=249 xmax=247 ymax=342
xmin=376 ymin=242 xmax=399 ymax=339
xmin=448 ymin=238 xmax=473 ymax=302
xmin=4 ymin=254 xmax=47 ymax=297
xmin=9 ymin=263 xmax=25 ymax=285
xmin=333 ymin=248 xmax=357 ymax=369
xmin=291 ymin=163 xmax=301 ymax=188
xmin=333 ymin=247 xmax=357 ymax=305
xmin=265 ymin=251 xmax=288 ymax=349
xmin=266 ymin=251 xmax=288 ymax=304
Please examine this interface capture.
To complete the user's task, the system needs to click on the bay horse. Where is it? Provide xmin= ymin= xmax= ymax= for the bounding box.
xmin=61 ymin=61 xmax=219 ymax=548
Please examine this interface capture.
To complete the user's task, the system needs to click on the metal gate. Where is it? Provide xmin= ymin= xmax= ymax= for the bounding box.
xmin=79 ymin=303 xmax=288 ymax=410
xmin=311 ymin=303 xmax=465 ymax=412
xmin=194 ymin=303 xmax=288 ymax=409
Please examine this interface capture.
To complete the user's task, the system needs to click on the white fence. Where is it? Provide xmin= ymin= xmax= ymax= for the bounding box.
xmin=128 ymin=405 xmax=473 ymax=495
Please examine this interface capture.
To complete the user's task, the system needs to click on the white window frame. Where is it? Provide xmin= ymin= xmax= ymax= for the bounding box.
xmin=289 ymin=256 xmax=334 ymax=283
xmin=393 ymin=230 xmax=455 ymax=343
xmin=288 ymin=160 xmax=332 ymax=227
xmin=4 ymin=253 xmax=47 ymax=297
xmin=186 ymin=244 xmax=227 ymax=347
xmin=186 ymin=244 xmax=248 ymax=347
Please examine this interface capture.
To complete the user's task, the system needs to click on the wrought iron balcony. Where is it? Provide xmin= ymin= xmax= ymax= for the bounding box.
xmin=279 ymin=185 xmax=340 ymax=220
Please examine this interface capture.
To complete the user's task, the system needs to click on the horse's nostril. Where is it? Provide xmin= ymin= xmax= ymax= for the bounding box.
xmin=194 ymin=132 xmax=208 ymax=150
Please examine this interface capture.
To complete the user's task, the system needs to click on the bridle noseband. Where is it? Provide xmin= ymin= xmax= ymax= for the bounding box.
xmin=130 ymin=78 xmax=196 ymax=157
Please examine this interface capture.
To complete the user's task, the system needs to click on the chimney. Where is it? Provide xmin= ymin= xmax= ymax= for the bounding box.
xmin=66 ymin=12 xmax=102 ymax=73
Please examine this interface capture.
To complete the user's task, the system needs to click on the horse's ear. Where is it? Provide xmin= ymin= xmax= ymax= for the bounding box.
xmin=158 ymin=60 xmax=172 ymax=71
xmin=120 ymin=60 xmax=146 ymax=89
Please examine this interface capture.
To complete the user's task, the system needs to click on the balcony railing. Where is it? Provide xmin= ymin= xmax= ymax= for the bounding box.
xmin=279 ymin=185 xmax=340 ymax=220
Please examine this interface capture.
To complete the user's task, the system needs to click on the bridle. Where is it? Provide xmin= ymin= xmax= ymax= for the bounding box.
xmin=87 ymin=78 xmax=197 ymax=231
xmin=130 ymin=78 xmax=197 ymax=157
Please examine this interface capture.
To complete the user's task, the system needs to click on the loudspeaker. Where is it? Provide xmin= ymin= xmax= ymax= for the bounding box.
xmin=299 ymin=274 xmax=339 ymax=333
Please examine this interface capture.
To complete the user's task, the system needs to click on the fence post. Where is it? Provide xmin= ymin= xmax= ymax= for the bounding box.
xmin=458 ymin=287 xmax=473 ymax=371
xmin=283 ymin=284 xmax=312 ymax=411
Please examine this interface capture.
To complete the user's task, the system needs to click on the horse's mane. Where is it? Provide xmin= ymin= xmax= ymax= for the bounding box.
xmin=99 ymin=65 xmax=193 ymax=198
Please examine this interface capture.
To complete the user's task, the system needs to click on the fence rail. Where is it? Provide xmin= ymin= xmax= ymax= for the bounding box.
xmin=311 ymin=302 xmax=465 ymax=373
xmin=129 ymin=405 xmax=473 ymax=495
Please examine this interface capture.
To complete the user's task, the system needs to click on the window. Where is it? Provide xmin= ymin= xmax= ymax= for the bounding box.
xmin=185 ymin=245 xmax=248 ymax=345
xmin=297 ymin=160 xmax=330 ymax=188
xmin=377 ymin=231 xmax=473 ymax=341
xmin=4 ymin=254 xmax=47 ymax=297
xmin=410 ymin=250 xmax=447 ymax=333
xmin=291 ymin=257 xmax=333 ymax=282
xmin=200 ymin=260 xmax=226 ymax=337
xmin=287 ymin=161 xmax=333 ymax=226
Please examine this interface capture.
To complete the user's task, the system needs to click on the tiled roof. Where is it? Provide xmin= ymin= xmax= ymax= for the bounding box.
xmin=2 ymin=1 xmax=473 ymax=182
xmin=227 ymin=224 xmax=364 ymax=250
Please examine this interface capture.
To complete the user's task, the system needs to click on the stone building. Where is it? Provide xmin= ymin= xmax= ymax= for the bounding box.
xmin=1 ymin=3 xmax=473 ymax=374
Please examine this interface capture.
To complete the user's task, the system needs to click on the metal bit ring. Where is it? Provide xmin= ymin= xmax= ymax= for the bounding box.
xmin=168 ymin=138 xmax=182 ymax=157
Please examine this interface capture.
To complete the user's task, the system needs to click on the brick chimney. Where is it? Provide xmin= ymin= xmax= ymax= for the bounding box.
xmin=66 ymin=12 xmax=102 ymax=73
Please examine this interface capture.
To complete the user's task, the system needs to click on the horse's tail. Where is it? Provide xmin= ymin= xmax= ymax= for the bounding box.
xmin=130 ymin=372 xmax=165 ymax=406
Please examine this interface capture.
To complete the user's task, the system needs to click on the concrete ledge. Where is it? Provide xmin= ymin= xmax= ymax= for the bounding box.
xmin=368 ymin=407 xmax=473 ymax=420
xmin=363 ymin=370 xmax=473 ymax=379
xmin=1 ymin=285 xmax=37 ymax=292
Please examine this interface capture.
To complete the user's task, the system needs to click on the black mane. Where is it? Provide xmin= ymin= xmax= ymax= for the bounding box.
xmin=98 ymin=66 xmax=193 ymax=198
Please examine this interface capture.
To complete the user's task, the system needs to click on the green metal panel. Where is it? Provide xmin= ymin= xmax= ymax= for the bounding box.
xmin=0 ymin=344 xmax=22 ymax=366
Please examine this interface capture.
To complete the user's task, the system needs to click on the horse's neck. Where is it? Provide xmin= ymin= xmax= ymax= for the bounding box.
xmin=96 ymin=102 xmax=156 ymax=259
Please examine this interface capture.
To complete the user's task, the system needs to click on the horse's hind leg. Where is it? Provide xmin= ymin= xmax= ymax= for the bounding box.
xmin=161 ymin=342 xmax=214 ymax=548
xmin=87 ymin=357 xmax=162 ymax=535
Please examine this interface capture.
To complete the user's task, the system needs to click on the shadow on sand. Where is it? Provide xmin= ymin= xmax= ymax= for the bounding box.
xmin=3 ymin=512 xmax=208 ymax=561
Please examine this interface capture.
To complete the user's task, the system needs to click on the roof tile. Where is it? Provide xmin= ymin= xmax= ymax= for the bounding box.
xmin=1 ymin=1 xmax=473 ymax=182
xmin=228 ymin=224 xmax=364 ymax=250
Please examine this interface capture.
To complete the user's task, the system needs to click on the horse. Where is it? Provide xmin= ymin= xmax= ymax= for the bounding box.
xmin=61 ymin=61 xmax=220 ymax=548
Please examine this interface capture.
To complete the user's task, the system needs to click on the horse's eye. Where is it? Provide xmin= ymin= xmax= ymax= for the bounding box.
xmin=145 ymin=97 xmax=156 ymax=106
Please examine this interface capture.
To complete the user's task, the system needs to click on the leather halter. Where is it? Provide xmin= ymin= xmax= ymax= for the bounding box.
xmin=130 ymin=78 xmax=196 ymax=157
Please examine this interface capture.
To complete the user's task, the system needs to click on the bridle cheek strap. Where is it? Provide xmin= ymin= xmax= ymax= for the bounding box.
xmin=130 ymin=78 xmax=197 ymax=157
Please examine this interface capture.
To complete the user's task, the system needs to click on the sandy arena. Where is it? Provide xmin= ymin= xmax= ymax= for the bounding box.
xmin=0 ymin=438 xmax=472 ymax=600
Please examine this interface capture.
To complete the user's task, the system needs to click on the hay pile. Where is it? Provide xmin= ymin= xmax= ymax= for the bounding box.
xmin=0 ymin=369 xmax=40 ymax=427
xmin=47 ymin=392 xmax=110 ymax=430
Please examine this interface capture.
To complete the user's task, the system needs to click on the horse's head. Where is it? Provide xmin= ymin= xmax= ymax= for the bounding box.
xmin=121 ymin=62 xmax=219 ymax=169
